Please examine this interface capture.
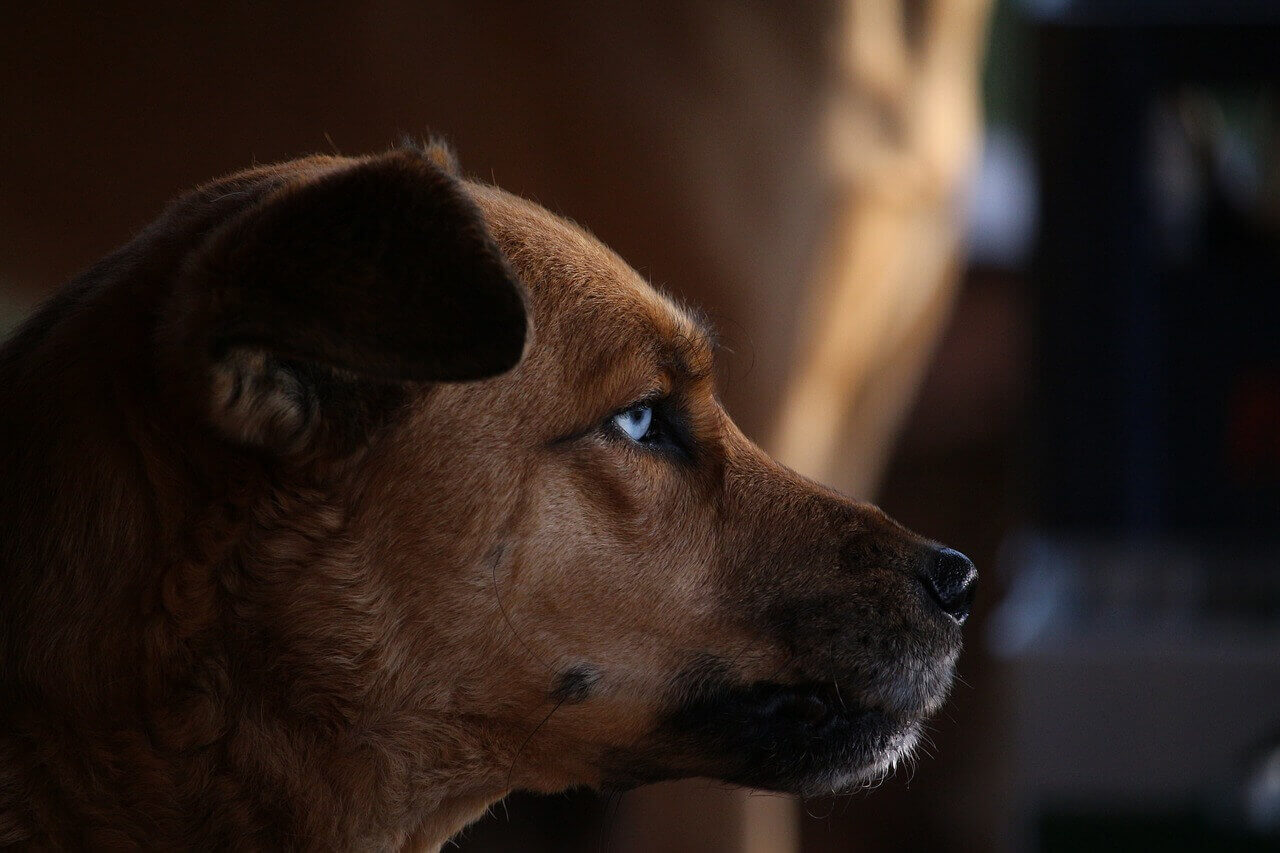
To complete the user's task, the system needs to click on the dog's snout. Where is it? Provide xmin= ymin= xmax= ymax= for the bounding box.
xmin=922 ymin=547 xmax=977 ymax=624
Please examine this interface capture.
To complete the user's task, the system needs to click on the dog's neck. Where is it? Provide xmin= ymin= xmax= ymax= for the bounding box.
xmin=0 ymin=349 xmax=507 ymax=847
xmin=2 ymin=464 xmax=510 ymax=848
xmin=402 ymin=795 xmax=508 ymax=852
xmin=0 ymin=233 xmax=530 ymax=848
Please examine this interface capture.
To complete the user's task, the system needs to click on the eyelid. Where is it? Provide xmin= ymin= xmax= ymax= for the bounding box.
xmin=613 ymin=373 xmax=673 ymax=414
xmin=604 ymin=396 xmax=662 ymax=435
xmin=548 ymin=393 xmax=669 ymax=447
xmin=616 ymin=392 xmax=663 ymax=417
xmin=612 ymin=395 xmax=696 ymax=460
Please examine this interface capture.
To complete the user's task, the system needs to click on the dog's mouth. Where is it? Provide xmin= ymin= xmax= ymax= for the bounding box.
xmin=601 ymin=679 xmax=927 ymax=796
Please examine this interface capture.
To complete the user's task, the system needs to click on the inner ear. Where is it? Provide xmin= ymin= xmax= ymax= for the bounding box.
xmin=209 ymin=347 xmax=409 ymax=456
xmin=171 ymin=148 xmax=528 ymax=454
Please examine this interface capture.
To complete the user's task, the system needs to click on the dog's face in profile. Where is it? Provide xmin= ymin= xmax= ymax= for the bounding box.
xmin=0 ymin=147 xmax=973 ymax=847
xmin=377 ymin=181 xmax=972 ymax=797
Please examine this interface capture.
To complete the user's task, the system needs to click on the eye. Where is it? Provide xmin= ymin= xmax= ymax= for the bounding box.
xmin=613 ymin=405 xmax=654 ymax=442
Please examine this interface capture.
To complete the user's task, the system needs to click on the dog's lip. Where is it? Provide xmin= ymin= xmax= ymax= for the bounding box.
xmin=660 ymin=678 xmax=919 ymax=793
xmin=743 ymin=681 xmax=866 ymax=730
xmin=674 ymin=678 xmax=907 ymax=749
xmin=598 ymin=678 xmax=924 ymax=794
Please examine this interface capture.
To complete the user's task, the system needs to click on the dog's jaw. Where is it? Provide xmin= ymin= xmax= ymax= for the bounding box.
xmin=819 ymin=720 xmax=923 ymax=794
xmin=401 ymin=794 xmax=501 ymax=853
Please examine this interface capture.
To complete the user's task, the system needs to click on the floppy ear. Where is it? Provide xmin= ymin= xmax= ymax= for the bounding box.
xmin=174 ymin=149 xmax=527 ymax=454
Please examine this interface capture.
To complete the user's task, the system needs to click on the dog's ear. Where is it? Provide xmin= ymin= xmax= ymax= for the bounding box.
xmin=173 ymin=149 xmax=527 ymax=454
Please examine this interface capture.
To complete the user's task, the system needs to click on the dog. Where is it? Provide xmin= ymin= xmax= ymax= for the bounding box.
xmin=0 ymin=144 xmax=975 ymax=850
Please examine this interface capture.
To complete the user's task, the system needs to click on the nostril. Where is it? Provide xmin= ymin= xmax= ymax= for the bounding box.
xmin=923 ymin=547 xmax=977 ymax=624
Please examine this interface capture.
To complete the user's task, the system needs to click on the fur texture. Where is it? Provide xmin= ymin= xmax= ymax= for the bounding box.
xmin=0 ymin=149 xmax=970 ymax=850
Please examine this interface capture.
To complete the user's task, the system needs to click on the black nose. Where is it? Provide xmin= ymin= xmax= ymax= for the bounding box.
xmin=922 ymin=547 xmax=977 ymax=624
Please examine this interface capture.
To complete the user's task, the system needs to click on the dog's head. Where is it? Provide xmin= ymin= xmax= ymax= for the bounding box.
xmin=375 ymin=177 xmax=974 ymax=798
xmin=5 ymin=147 xmax=973 ymax=837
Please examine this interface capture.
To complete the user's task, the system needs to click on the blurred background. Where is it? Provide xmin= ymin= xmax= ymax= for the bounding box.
xmin=3 ymin=2 xmax=1278 ymax=850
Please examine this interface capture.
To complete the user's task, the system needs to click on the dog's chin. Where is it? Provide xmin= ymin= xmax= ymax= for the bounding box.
xmin=675 ymin=681 xmax=927 ymax=795
xmin=602 ymin=680 xmax=933 ymax=796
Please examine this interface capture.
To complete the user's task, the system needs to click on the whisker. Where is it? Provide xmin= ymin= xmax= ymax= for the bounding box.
xmin=832 ymin=678 xmax=849 ymax=713
xmin=504 ymin=695 xmax=569 ymax=795
xmin=489 ymin=544 xmax=556 ymax=674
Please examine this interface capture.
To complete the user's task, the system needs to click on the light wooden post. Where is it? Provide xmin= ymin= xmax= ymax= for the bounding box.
xmin=773 ymin=0 xmax=992 ymax=497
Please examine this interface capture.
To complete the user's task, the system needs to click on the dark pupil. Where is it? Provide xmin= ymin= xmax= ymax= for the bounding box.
xmin=628 ymin=408 xmax=648 ymax=435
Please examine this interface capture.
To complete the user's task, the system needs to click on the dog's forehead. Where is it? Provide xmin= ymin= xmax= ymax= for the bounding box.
xmin=464 ymin=182 xmax=705 ymax=353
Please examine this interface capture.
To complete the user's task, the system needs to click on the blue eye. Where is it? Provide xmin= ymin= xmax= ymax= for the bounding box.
xmin=613 ymin=405 xmax=653 ymax=442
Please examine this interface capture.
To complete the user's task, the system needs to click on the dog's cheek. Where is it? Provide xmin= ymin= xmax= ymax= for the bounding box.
xmin=511 ymin=461 xmax=722 ymax=667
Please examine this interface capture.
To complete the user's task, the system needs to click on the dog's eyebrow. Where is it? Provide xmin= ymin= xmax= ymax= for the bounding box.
xmin=670 ymin=301 xmax=724 ymax=359
xmin=684 ymin=304 xmax=719 ymax=348
xmin=662 ymin=327 xmax=716 ymax=384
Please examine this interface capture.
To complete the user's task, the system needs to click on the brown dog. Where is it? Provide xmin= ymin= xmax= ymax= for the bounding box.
xmin=0 ymin=145 xmax=975 ymax=850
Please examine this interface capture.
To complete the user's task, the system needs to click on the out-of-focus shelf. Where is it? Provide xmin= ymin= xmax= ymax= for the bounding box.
xmin=990 ymin=532 xmax=1280 ymax=845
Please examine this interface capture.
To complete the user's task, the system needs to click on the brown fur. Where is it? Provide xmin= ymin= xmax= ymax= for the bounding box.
xmin=0 ymin=148 xmax=971 ymax=850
